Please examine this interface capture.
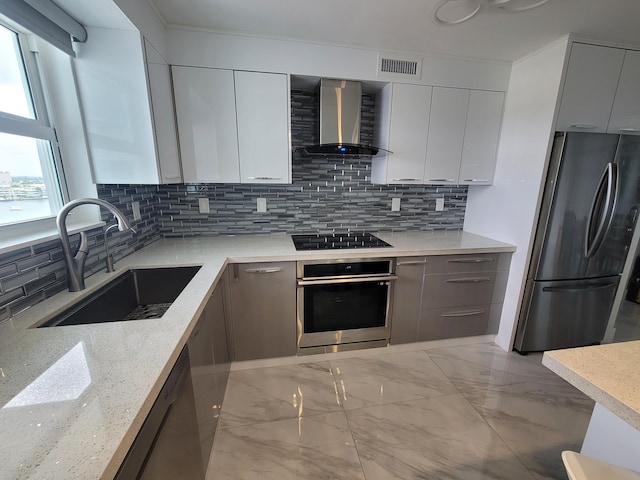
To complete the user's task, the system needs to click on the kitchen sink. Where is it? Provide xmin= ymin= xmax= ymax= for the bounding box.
xmin=38 ymin=266 xmax=201 ymax=327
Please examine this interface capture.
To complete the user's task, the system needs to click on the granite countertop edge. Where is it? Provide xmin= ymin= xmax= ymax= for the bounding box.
xmin=542 ymin=341 xmax=640 ymax=430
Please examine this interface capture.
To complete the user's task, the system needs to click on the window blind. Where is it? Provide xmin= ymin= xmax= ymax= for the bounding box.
xmin=0 ymin=0 xmax=86 ymax=56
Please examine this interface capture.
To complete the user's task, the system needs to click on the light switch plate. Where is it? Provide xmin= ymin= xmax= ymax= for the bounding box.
xmin=391 ymin=198 xmax=401 ymax=212
xmin=131 ymin=201 xmax=141 ymax=221
xmin=198 ymin=197 xmax=210 ymax=214
xmin=257 ymin=198 xmax=267 ymax=213
xmin=435 ymin=198 xmax=445 ymax=212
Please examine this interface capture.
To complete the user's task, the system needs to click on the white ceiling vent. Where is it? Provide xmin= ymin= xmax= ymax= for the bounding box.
xmin=377 ymin=53 xmax=422 ymax=79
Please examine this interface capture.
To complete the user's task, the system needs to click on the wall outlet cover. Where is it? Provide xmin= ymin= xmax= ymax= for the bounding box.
xmin=435 ymin=198 xmax=445 ymax=212
xmin=199 ymin=197 xmax=210 ymax=214
xmin=131 ymin=201 xmax=141 ymax=221
xmin=391 ymin=198 xmax=401 ymax=212
xmin=257 ymin=198 xmax=267 ymax=213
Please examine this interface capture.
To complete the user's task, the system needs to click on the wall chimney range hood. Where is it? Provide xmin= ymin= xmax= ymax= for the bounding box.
xmin=299 ymin=79 xmax=384 ymax=157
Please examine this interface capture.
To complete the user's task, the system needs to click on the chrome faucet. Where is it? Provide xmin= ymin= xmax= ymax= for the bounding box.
xmin=56 ymin=198 xmax=136 ymax=292
xmin=103 ymin=222 xmax=120 ymax=273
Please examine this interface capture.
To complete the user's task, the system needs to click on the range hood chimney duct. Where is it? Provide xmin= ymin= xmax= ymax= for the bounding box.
xmin=299 ymin=79 xmax=382 ymax=157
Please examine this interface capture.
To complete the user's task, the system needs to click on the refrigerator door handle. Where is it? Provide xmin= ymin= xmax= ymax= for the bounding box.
xmin=542 ymin=283 xmax=617 ymax=293
xmin=585 ymin=162 xmax=619 ymax=258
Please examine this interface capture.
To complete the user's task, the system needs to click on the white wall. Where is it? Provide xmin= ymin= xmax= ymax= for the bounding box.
xmin=463 ymin=38 xmax=570 ymax=351
xmin=166 ymin=29 xmax=511 ymax=92
xmin=113 ymin=0 xmax=169 ymax=61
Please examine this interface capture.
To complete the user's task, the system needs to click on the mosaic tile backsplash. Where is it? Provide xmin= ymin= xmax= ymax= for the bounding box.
xmin=157 ymin=89 xmax=467 ymax=237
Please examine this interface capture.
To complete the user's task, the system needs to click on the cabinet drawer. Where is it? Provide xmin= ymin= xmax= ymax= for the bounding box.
xmin=425 ymin=253 xmax=501 ymax=274
xmin=418 ymin=304 xmax=491 ymax=341
xmin=422 ymin=272 xmax=496 ymax=308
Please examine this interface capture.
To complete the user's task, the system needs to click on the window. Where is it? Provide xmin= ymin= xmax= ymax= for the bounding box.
xmin=0 ymin=22 xmax=66 ymax=228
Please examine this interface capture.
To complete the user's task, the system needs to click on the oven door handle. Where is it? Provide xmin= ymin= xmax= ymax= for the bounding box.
xmin=297 ymin=275 xmax=398 ymax=286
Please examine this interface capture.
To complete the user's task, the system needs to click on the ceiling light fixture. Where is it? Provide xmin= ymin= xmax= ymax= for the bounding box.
xmin=433 ymin=0 xmax=551 ymax=25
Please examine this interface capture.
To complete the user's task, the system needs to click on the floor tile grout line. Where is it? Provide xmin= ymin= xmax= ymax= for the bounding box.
xmin=454 ymin=387 xmax=541 ymax=480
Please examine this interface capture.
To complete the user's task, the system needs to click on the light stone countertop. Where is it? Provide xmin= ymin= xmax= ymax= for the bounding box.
xmin=0 ymin=231 xmax=515 ymax=480
xmin=542 ymin=341 xmax=640 ymax=430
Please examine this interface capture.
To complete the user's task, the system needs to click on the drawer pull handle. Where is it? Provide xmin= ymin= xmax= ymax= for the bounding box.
xmin=397 ymin=260 xmax=427 ymax=266
xmin=428 ymin=178 xmax=455 ymax=182
xmin=247 ymin=176 xmax=283 ymax=180
xmin=463 ymin=179 xmax=490 ymax=183
xmin=618 ymin=128 xmax=640 ymax=133
xmin=245 ymin=267 xmax=282 ymax=274
xmin=570 ymin=124 xmax=597 ymax=129
xmin=447 ymin=258 xmax=494 ymax=264
xmin=445 ymin=277 xmax=491 ymax=283
xmin=391 ymin=178 xmax=421 ymax=182
xmin=441 ymin=309 xmax=486 ymax=318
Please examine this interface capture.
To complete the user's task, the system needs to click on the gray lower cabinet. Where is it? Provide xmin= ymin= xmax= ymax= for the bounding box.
xmin=227 ymin=262 xmax=297 ymax=361
xmin=390 ymin=257 xmax=427 ymax=344
xmin=188 ymin=280 xmax=230 ymax=472
xmin=418 ymin=253 xmax=511 ymax=341
xmin=390 ymin=252 xmax=511 ymax=344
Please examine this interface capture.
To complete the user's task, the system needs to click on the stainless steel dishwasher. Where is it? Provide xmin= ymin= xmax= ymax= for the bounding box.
xmin=115 ymin=347 xmax=204 ymax=479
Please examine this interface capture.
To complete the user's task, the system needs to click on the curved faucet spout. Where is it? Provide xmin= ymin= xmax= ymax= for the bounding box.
xmin=56 ymin=198 xmax=136 ymax=292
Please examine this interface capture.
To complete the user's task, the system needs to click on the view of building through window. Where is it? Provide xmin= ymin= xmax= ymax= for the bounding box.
xmin=0 ymin=23 xmax=64 ymax=226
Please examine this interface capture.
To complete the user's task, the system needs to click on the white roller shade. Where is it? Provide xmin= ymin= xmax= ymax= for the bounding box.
xmin=0 ymin=0 xmax=86 ymax=56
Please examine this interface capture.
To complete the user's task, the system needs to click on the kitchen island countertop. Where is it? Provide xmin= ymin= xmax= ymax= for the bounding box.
xmin=0 ymin=230 xmax=514 ymax=479
xmin=542 ymin=341 xmax=640 ymax=430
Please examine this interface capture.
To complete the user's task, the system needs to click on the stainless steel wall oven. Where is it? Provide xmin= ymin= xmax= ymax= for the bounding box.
xmin=296 ymin=258 xmax=397 ymax=354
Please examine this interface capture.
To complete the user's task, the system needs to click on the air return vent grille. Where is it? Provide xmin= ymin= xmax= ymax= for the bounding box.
xmin=377 ymin=53 xmax=422 ymax=79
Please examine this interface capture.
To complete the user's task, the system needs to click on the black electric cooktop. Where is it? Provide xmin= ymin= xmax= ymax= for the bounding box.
xmin=291 ymin=232 xmax=392 ymax=251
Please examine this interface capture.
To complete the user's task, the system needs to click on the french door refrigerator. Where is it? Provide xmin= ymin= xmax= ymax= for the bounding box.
xmin=514 ymin=132 xmax=640 ymax=353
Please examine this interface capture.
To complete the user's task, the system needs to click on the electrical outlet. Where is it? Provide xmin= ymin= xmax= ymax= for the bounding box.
xmin=435 ymin=198 xmax=445 ymax=212
xmin=257 ymin=198 xmax=267 ymax=213
xmin=198 ymin=198 xmax=210 ymax=214
xmin=131 ymin=201 xmax=141 ymax=221
xmin=391 ymin=198 xmax=401 ymax=212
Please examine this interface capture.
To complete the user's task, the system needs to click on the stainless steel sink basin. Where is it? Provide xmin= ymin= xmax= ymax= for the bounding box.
xmin=38 ymin=266 xmax=201 ymax=327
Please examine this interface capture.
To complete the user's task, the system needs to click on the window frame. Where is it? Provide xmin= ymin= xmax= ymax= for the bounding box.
xmin=0 ymin=19 xmax=100 ymax=254
xmin=0 ymin=22 xmax=69 ymax=220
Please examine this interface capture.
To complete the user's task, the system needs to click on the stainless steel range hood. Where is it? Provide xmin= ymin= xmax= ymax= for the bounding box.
xmin=299 ymin=79 xmax=381 ymax=157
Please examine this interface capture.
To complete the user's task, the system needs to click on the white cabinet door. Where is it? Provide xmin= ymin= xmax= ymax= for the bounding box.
xmin=385 ymin=83 xmax=432 ymax=184
xmin=556 ymin=43 xmax=625 ymax=133
xmin=608 ymin=50 xmax=640 ymax=135
xmin=172 ymin=67 xmax=240 ymax=183
xmin=146 ymin=62 xmax=182 ymax=183
xmin=459 ymin=90 xmax=504 ymax=185
xmin=424 ymin=87 xmax=469 ymax=185
xmin=234 ymin=71 xmax=291 ymax=184
xmin=74 ymin=28 xmax=161 ymax=184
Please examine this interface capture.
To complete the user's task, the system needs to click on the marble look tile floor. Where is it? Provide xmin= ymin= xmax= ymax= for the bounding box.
xmin=207 ymin=343 xmax=594 ymax=480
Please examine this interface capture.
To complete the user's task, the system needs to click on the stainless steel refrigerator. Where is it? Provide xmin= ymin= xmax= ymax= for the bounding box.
xmin=514 ymin=132 xmax=640 ymax=353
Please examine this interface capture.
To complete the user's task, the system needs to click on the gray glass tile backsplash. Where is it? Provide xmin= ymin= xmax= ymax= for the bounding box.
xmin=157 ymin=89 xmax=467 ymax=237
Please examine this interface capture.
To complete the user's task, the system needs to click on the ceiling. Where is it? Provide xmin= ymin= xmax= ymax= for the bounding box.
xmin=147 ymin=0 xmax=640 ymax=63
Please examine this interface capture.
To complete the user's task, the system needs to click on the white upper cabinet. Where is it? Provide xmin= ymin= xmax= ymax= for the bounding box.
xmin=424 ymin=87 xmax=469 ymax=185
xmin=172 ymin=68 xmax=291 ymax=184
xmin=608 ymin=50 xmax=640 ymax=135
xmin=74 ymin=28 xmax=181 ymax=185
xmin=373 ymin=83 xmax=504 ymax=186
xmin=145 ymin=41 xmax=182 ymax=184
xmin=172 ymin=67 xmax=241 ymax=183
xmin=459 ymin=90 xmax=505 ymax=185
xmin=556 ymin=43 xmax=625 ymax=133
xmin=372 ymin=83 xmax=431 ymax=184
xmin=234 ymin=71 xmax=291 ymax=184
